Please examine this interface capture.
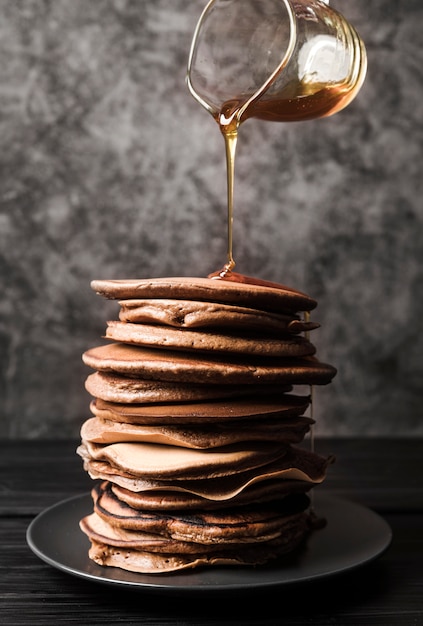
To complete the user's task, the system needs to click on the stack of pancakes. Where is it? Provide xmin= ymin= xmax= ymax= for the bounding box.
xmin=77 ymin=275 xmax=336 ymax=573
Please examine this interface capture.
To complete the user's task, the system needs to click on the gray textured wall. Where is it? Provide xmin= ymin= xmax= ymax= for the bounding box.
xmin=1 ymin=0 xmax=422 ymax=438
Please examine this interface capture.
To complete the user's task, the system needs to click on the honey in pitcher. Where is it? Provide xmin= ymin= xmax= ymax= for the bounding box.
xmin=218 ymin=79 xmax=360 ymax=130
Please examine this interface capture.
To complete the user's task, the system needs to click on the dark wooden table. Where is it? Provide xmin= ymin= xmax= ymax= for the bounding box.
xmin=1 ymin=438 xmax=422 ymax=625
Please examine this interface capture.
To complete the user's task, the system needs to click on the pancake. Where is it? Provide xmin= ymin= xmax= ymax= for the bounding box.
xmin=111 ymin=478 xmax=313 ymax=510
xmin=118 ymin=298 xmax=319 ymax=333
xmin=77 ymin=439 xmax=288 ymax=480
xmin=88 ymin=482 xmax=311 ymax=541
xmin=78 ymin=445 xmax=334 ymax=500
xmin=84 ymin=516 xmax=311 ymax=572
xmin=80 ymin=484 xmax=315 ymax=571
xmin=80 ymin=415 xmax=313 ymax=448
xmin=83 ymin=343 xmax=337 ymax=386
xmin=90 ymin=394 xmax=309 ymax=425
xmin=91 ymin=276 xmax=317 ymax=312
xmin=85 ymin=371 xmax=293 ymax=404
xmin=104 ymin=320 xmax=316 ymax=358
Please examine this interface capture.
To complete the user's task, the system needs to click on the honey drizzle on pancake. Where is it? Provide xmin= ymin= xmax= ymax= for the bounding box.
xmin=212 ymin=100 xmax=240 ymax=276
xmin=222 ymin=127 xmax=237 ymax=275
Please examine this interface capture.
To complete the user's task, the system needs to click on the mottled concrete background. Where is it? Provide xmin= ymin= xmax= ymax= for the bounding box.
xmin=0 ymin=0 xmax=422 ymax=438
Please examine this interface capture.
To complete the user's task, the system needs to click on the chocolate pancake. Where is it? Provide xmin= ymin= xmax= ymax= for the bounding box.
xmin=85 ymin=371 xmax=291 ymax=404
xmin=79 ymin=445 xmax=334 ymax=500
xmin=80 ymin=485 xmax=315 ymax=572
xmin=83 ymin=343 xmax=337 ymax=386
xmin=90 ymin=394 xmax=309 ymax=425
xmin=111 ymin=478 xmax=313 ymax=510
xmin=88 ymin=482 xmax=311 ymax=541
xmin=104 ymin=321 xmax=316 ymax=358
xmin=77 ymin=439 xmax=288 ymax=480
xmin=118 ymin=298 xmax=319 ymax=333
xmin=80 ymin=414 xmax=313 ymax=448
xmin=84 ymin=514 xmax=311 ymax=572
xmin=91 ymin=276 xmax=317 ymax=313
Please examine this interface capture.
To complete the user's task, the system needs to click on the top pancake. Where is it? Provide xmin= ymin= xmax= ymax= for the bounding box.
xmin=91 ymin=276 xmax=317 ymax=313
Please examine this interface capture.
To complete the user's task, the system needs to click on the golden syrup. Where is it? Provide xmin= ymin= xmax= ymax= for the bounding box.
xmin=231 ymin=80 xmax=361 ymax=124
xmin=222 ymin=129 xmax=237 ymax=274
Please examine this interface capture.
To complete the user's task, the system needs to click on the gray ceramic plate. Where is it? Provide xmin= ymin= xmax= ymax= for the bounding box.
xmin=26 ymin=493 xmax=391 ymax=593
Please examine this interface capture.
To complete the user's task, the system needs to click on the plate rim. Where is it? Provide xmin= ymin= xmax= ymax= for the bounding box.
xmin=26 ymin=492 xmax=392 ymax=593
